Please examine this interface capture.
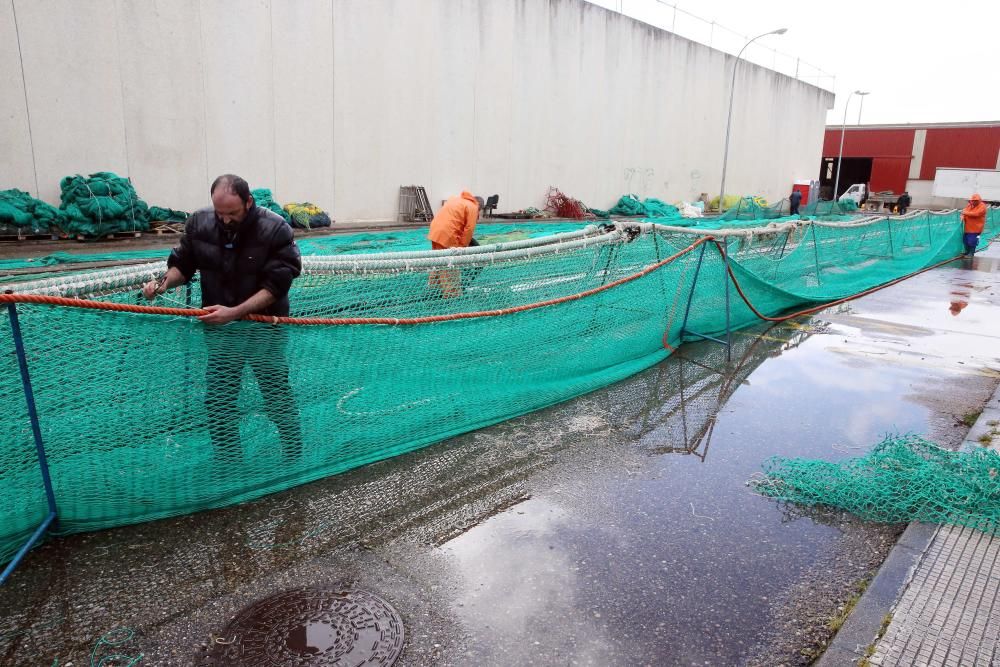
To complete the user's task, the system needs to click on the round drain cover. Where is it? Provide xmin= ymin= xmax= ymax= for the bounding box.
xmin=207 ymin=586 xmax=404 ymax=666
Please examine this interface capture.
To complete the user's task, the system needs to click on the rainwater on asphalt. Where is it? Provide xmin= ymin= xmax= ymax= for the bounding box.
xmin=2 ymin=249 xmax=1000 ymax=666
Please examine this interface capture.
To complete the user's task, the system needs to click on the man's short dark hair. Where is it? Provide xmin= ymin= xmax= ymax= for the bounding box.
xmin=211 ymin=174 xmax=252 ymax=204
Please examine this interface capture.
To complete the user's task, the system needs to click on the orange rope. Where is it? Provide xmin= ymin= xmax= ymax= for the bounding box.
xmin=0 ymin=238 xmax=963 ymax=328
xmin=0 ymin=237 xmax=711 ymax=326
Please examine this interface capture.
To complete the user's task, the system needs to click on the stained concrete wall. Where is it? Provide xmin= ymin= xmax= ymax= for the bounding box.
xmin=1 ymin=0 xmax=833 ymax=221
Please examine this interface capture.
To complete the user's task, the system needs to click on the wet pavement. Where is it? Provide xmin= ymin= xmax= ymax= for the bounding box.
xmin=2 ymin=249 xmax=1000 ymax=666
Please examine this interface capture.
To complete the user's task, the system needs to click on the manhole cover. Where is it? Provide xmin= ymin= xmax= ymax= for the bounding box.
xmin=206 ymin=586 xmax=404 ymax=666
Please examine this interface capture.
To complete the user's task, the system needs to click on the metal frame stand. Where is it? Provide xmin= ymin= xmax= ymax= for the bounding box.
xmin=1 ymin=303 xmax=58 ymax=585
xmin=679 ymin=241 xmax=733 ymax=362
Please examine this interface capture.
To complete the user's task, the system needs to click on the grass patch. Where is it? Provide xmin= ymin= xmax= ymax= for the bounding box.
xmin=858 ymin=612 xmax=894 ymax=667
xmin=828 ymin=579 xmax=869 ymax=633
xmin=978 ymin=433 xmax=993 ymax=445
xmin=961 ymin=410 xmax=982 ymax=427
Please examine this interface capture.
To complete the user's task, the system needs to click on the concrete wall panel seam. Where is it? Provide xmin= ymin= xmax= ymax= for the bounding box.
xmin=9 ymin=0 xmax=39 ymax=196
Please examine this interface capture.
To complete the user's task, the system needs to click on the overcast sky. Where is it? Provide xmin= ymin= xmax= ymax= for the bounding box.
xmin=586 ymin=0 xmax=998 ymax=126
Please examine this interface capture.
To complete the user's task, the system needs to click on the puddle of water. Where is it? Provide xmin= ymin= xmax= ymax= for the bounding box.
xmin=435 ymin=247 xmax=1000 ymax=665
xmin=286 ymin=621 xmax=338 ymax=655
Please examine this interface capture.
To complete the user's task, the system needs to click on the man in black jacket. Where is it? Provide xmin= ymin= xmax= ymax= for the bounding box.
xmin=143 ymin=174 xmax=303 ymax=464
xmin=896 ymin=191 xmax=911 ymax=215
xmin=789 ymin=188 xmax=803 ymax=216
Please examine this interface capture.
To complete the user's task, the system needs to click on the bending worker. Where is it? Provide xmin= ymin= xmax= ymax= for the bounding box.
xmin=428 ymin=190 xmax=480 ymax=250
xmin=960 ymin=193 xmax=987 ymax=257
xmin=427 ymin=190 xmax=480 ymax=297
xmin=142 ymin=174 xmax=303 ymax=464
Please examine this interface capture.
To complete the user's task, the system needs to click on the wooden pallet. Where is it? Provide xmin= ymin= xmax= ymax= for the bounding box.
xmin=150 ymin=220 xmax=184 ymax=235
xmin=0 ymin=231 xmax=60 ymax=243
xmin=75 ymin=230 xmax=143 ymax=242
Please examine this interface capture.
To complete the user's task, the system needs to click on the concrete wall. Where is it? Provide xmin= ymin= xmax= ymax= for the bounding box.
xmin=1 ymin=0 xmax=833 ymax=221
xmin=905 ymin=180 xmax=966 ymax=210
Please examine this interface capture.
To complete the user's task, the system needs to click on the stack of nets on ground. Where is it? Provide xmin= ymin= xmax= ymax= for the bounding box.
xmin=148 ymin=206 xmax=189 ymax=223
xmin=0 ymin=189 xmax=65 ymax=235
xmin=603 ymin=194 xmax=681 ymax=220
xmin=1 ymin=208 xmax=998 ymax=564
xmin=284 ymin=202 xmax=332 ymax=229
xmin=59 ymin=172 xmax=150 ymax=237
xmin=751 ymin=435 xmax=1000 ymax=533
xmin=252 ymin=188 xmax=291 ymax=223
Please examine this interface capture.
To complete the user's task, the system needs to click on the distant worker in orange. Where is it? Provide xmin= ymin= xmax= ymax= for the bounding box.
xmin=428 ymin=191 xmax=481 ymax=297
xmin=960 ymin=193 xmax=987 ymax=257
xmin=428 ymin=190 xmax=480 ymax=250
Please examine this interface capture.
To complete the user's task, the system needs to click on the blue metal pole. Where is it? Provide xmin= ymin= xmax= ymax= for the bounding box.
xmin=0 ymin=511 xmax=56 ymax=585
xmin=679 ymin=243 xmax=708 ymax=338
xmin=6 ymin=303 xmax=57 ymax=517
xmin=1 ymin=302 xmax=59 ymax=584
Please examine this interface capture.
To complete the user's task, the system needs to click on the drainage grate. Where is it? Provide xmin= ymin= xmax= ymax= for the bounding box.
xmin=205 ymin=586 xmax=405 ymax=666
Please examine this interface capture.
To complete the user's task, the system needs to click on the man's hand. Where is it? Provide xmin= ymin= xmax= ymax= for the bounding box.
xmin=198 ymin=304 xmax=241 ymax=325
xmin=141 ymin=280 xmax=162 ymax=301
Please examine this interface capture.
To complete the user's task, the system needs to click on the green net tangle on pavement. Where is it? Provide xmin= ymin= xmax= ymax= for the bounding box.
xmin=751 ymin=435 xmax=1000 ymax=534
xmin=0 ymin=207 xmax=997 ymax=564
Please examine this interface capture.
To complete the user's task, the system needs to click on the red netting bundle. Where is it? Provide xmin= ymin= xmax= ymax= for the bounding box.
xmin=545 ymin=187 xmax=593 ymax=220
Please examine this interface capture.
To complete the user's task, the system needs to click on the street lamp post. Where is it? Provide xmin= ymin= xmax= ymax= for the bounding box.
xmin=718 ymin=27 xmax=787 ymax=213
xmin=832 ymin=90 xmax=870 ymax=203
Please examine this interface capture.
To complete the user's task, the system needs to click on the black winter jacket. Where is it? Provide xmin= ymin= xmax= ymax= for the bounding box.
xmin=167 ymin=206 xmax=301 ymax=316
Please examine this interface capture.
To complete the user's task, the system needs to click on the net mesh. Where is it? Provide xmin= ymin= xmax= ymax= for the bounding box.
xmin=1 ymin=208 xmax=997 ymax=563
xmin=751 ymin=435 xmax=1000 ymax=533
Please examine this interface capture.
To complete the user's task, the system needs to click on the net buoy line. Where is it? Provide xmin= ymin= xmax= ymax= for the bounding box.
xmin=2 ymin=225 xmax=617 ymax=298
xmin=0 ymin=212 xmax=973 ymax=328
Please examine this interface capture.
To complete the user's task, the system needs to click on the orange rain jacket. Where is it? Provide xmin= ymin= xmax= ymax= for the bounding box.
xmin=962 ymin=193 xmax=987 ymax=234
xmin=428 ymin=191 xmax=479 ymax=248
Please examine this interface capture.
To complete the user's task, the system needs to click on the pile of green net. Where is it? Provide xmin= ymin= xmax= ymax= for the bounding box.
xmin=148 ymin=206 xmax=189 ymax=223
xmin=0 ymin=189 xmax=65 ymax=234
xmin=252 ymin=188 xmax=291 ymax=223
xmin=59 ymin=172 xmax=150 ymax=236
xmin=752 ymin=435 xmax=1000 ymax=533
xmin=607 ymin=194 xmax=681 ymax=219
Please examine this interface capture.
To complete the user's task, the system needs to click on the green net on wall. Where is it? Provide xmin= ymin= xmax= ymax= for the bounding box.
xmin=751 ymin=435 xmax=1000 ymax=533
xmin=0 ymin=208 xmax=997 ymax=563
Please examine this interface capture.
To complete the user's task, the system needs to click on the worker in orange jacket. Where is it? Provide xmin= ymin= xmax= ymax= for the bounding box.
xmin=960 ymin=193 xmax=987 ymax=257
xmin=428 ymin=191 xmax=481 ymax=297
xmin=428 ymin=191 xmax=480 ymax=249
